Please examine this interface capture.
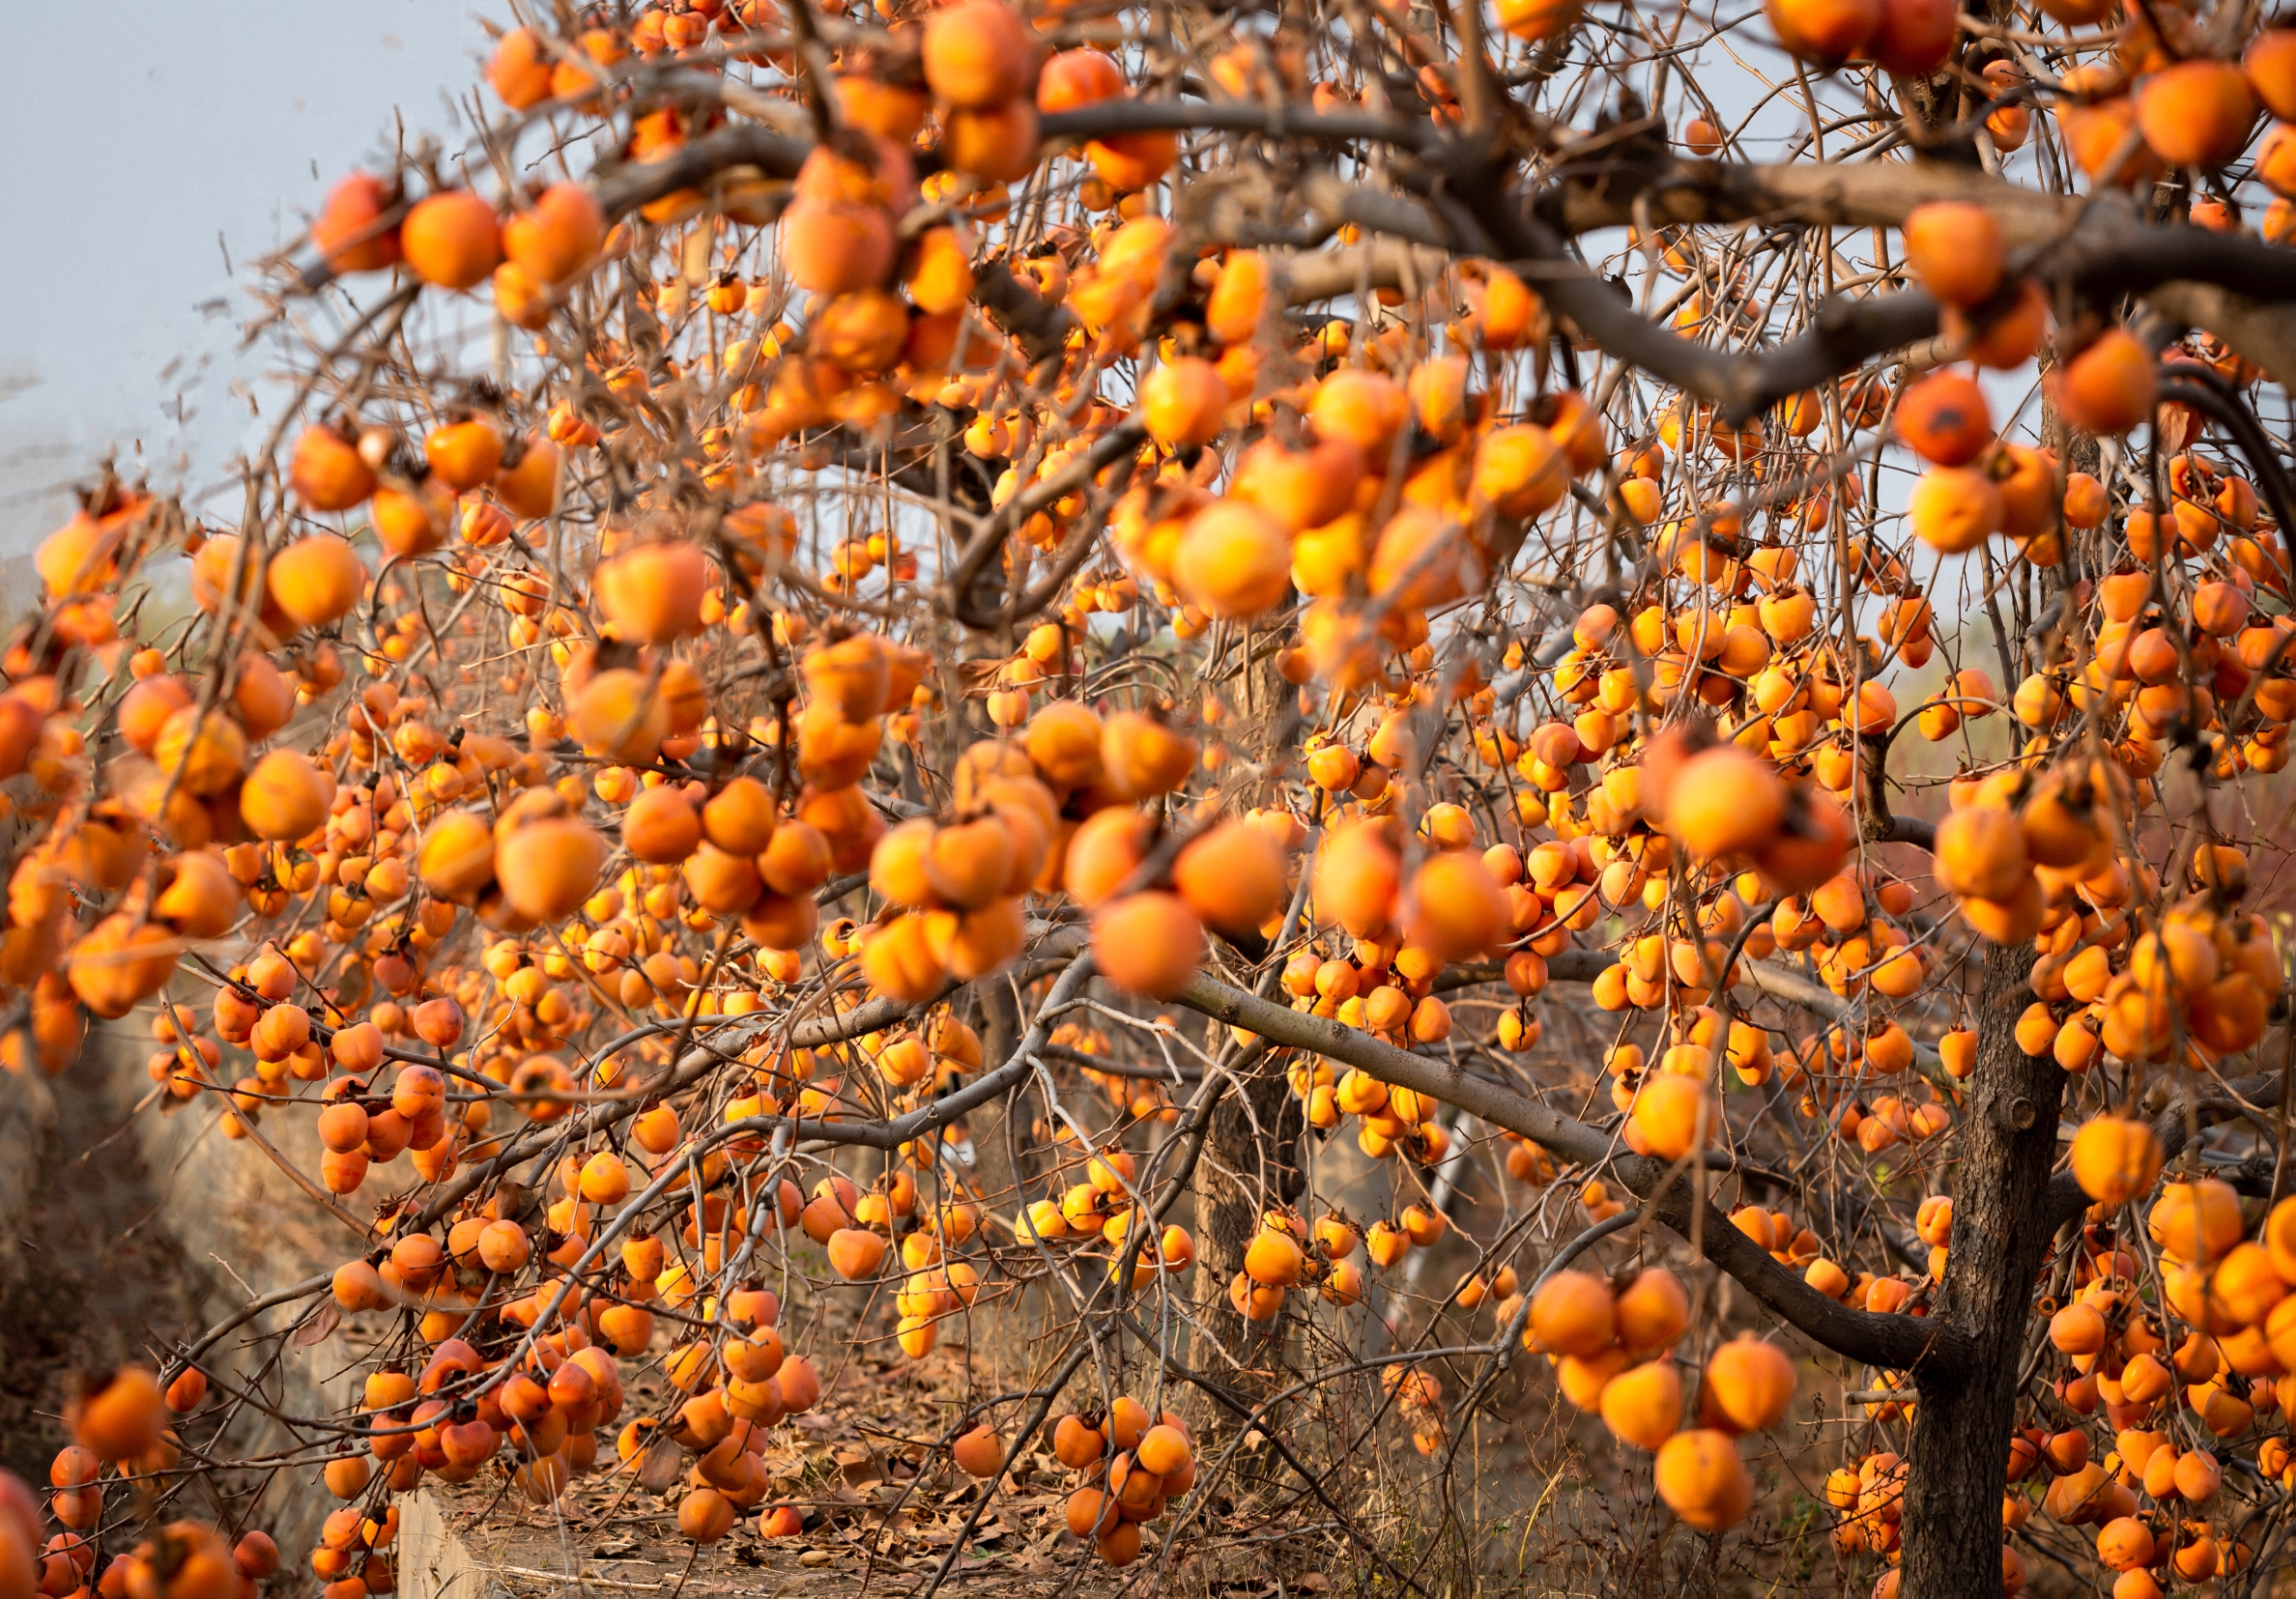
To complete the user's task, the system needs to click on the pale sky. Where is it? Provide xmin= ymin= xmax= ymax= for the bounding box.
xmin=0 ymin=2 xmax=477 ymax=556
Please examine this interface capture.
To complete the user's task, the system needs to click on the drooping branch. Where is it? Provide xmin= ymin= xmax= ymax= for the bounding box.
xmin=1174 ymin=969 xmax=1969 ymax=1376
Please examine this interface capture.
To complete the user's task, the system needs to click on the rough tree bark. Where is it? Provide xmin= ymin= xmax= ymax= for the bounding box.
xmin=1901 ymin=939 xmax=2059 ymax=1597
xmin=1192 ymin=1058 xmax=1303 ymax=1317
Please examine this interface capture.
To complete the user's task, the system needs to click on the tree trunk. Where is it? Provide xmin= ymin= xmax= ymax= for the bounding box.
xmin=1901 ymin=939 xmax=2059 ymax=1597
xmin=1191 ymin=1050 xmax=1302 ymax=1359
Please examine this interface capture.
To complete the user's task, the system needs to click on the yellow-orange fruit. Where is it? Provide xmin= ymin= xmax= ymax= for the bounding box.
xmin=419 ymin=812 xmax=498 ymax=902
xmin=1142 ymin=357 xmax=1231 ymax=450
xmin=1307 ymin=368 xmax=1407 ymax=458
xmin=1530 ymin=1270 xmax=1614 ymax=1356
xmin=595 ymin=543 xmax=708 ymax=642
xmin=71 ymin=1368 xmax=167 ymax=1462
xmin=265 ymin=537 xmax=364 ymax=630
xmin=1909 ymin=466 xmax=2004 ymax=554
xmin=1600 ymin=1360 xmax=1681 ymax=1450
xmin=922 ymin=0 xmax=1035 ymax=107
xmin=240 ymin=750 xmax=335 ymax=842
xmin=1614 ymin=1269 xmax=1689 ymax=1355
xmin=624 ymin=786 xmax=703 ymax=864
xmin=399 ymin=190 xmax=502 ymax=290
xmin=502 ymin=183 xmax=605 ymax=285
xmin=1172 ymin=819 xmax=1287 ymax=937
xmin=1091 ymin=893 xmax=1205 ymax=998
xmin=923 ymin=817 xmax=1014 ymax=910
xmin=496 ymin=817 xmax=607 ymax=923
xmin=1172 ymin=500 xmax=1291 ymax=620
xmin=1100 ymin=711 xmax=1195 ymax=799
xmin=1901 ymin=202 xmax=2003 ymax=307
xmin=703 ymin=777 xmax=779 ymax=856
xmin=2069 ymin=1116 xmax=2163 ymax=1205
xmin=1631 ymin=1074 xmax=1707 ymax=1159
xmin=1702 ymin=1336 xmax=1795 ymax=1433
xmin=1312 ymin=819 xmax=1400 ymax=938
xmin=1474 ymin=424 xmax=1567 ymax=519
xmin=2151 ymin=1178 xmax=2244 ymax=1265
xmin=1935 ymin=805 xmax=2028 ymax=899
xmin=1064 ymin=806 xmax=1155 ymax=907
xmin=2136 ymin=60 xmax=2256 ymax=168
xmin=1243 ymin=1229 xmax=1305 ymax=1287
xmin=944 ymin=102 xmax=1041 ymax=183
xmin=1652 ymin=1430 xmax=1752 ymax=1530
xmin=1205 ymin=249 xmax=1270 ymax=345
xmin=860 ymin=915 xmax=946 ymax=1003
xmin=1664 ymin=746 xmax=1784 ymax=858
xmin=826 ymin=1228 xmax=888 ymax=1279
xmin=291 ymin=426 xmax=377 ymax=510
xmin=570 ymin=671 xmax=669 ymax=765
xmin=2052 ymin=330 xmax=2157 ymax=436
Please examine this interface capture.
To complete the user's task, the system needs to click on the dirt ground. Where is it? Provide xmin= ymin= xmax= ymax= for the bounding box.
xmin=0 ymin=1025 xmax=209 ymax=1490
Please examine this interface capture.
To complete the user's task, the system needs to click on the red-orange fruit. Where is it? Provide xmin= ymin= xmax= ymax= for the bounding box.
xmin=2248 ymin=30 xmax=2296 ymax=121
xmin=399 ymin=191 xmax=502 ymax=291
xmin=2136 ymin=60 xmax=2256 ymax=169
xmin=495 ymin=434 xmax=560 ymax=520
xmin=265 ymin=537 xmax=364 ymax=630
xmin=487 ymin=28 xmax=557 ymax=109
xmin=952 ymin=1425 xmax=1005 ymax=1478
xmin=290 ymin=425 xmax=377 ymax=510
xmin=923 ymin=0 xmax=1036 ymax=107
xmin=1900 ymin=202 xmax=2002 ymax=308
xmin=943 ymin=102 xmax=1041 ymax=184
xmin=624 ymin=786 xmax=703 ymax=864
xmin=502 ymin=183 xmax=606 ymax=285
xmin=781 ymin=192 xmax=896 ymax=294
xmin=495 ymin=816 xmax=608 ymax=923
xmin=241 ymin=750 xmax=335 ymax=842
xmin=425 ymin=417 xmax=504 ymax=491
xmin=1765 ymin=0 xmax=1880 ymax=64
xmin=1038 ymin=48 xmax=1124 ymax=112
xmin=1895 ymin=370 xmax=1993 ymax=465
xmin=310 ymin=173 xmax=401 ymax=274
xmin=2052 ymin=330 xmax=2158 ymax=436
xmin=595 ymin=543 xmax=708 ymax=642
xmin=1863 ymin=0 xmax=1955 ymax=76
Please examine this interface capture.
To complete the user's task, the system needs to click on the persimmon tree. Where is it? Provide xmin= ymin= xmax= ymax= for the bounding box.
xmin=2 ymin=0 xmax=2296 ymax=1594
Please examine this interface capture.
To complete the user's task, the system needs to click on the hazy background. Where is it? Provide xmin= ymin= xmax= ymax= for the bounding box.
xmin=0 ymin=2 xmax=479 ymax=557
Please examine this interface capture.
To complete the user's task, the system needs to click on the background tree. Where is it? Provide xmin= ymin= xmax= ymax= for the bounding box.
xmin=0 ymin=1 xmax=2295 ymax=1597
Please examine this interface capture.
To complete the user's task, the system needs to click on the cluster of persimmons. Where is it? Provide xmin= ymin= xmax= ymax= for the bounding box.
xmin=0 ymin=0 xmax=2293 ymax=1591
